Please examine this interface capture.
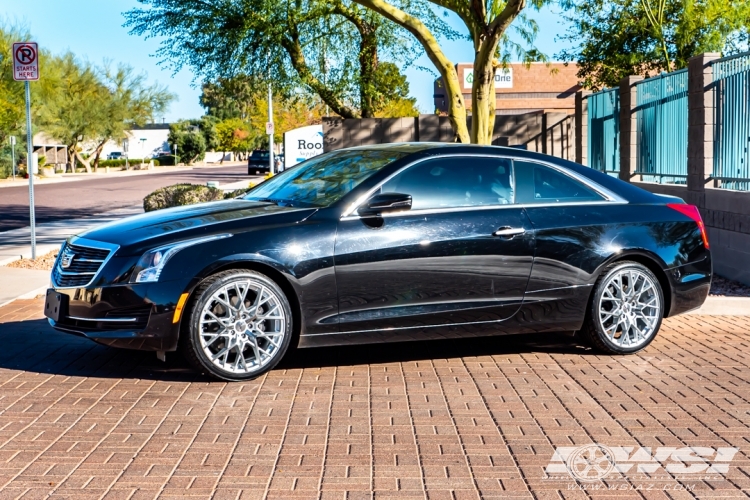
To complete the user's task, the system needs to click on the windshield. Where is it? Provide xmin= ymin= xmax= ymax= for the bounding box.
xmin=243 ymin=149 xmax=406 ymax=208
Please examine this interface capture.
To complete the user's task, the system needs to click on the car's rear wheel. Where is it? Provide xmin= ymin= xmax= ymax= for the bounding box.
xmin=182 ymin=270 xmax=293 ymax=381
xmin=581 ymin=261 xmax=664 ymax=354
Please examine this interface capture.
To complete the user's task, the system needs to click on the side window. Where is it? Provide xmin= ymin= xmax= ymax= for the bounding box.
xmin=381 ymin=157 xmax=514 ymax=210
xmin=514 ymin=160 xmax=604 ymax=204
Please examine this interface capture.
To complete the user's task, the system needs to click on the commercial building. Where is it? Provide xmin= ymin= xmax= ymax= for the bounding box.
xmin=433 ymin=62 xmax=581 ymax=115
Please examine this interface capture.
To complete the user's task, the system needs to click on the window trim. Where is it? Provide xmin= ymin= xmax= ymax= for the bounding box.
xmin=340 ymin=153 xmax=625 ymax=220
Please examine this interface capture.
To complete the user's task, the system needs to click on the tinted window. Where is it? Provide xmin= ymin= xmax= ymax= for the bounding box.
xmin=381 ymin=157 xmax=514 ymax=210
xmin=244 ymin=149 xmax=406 ymax=207
xmin=514 ymin=160 xmax=604 ymax=204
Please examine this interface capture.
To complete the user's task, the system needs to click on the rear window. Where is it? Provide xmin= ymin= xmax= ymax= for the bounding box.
xmin=514 ymin=160 xmax=604 ymax=204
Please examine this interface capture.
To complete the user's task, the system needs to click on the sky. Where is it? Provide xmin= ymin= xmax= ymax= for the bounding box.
xmin=3 ymin=0 xmax=574 ymax=120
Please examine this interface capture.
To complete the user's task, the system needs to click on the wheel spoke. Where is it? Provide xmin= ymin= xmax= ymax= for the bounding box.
xmin=198 ymin=277 xmax=287 ymax=375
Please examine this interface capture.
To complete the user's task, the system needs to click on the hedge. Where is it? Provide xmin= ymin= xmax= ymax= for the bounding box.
xmin=97 ymin=158 xmax=161 ymax=168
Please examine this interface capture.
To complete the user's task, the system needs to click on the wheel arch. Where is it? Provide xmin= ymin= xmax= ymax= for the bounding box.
xmin=178 ymin=258 xmax=303 ymax=349
xmin=593 ymin=250 xmax=674 ymax=318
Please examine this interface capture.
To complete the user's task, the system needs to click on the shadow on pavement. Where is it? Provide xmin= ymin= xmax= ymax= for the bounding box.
xmin=281 ymin=332 xmax=592 ymax=370
xmin=0 ymin=317 xmax=592 ymax=381
xmin=0 ymin=205 xmax=114 ymax=232
xmin=0 ymin=318 xmax=199 ymax=382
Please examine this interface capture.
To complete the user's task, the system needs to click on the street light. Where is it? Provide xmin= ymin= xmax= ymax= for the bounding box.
xmin=140 ymin=137 xmax=147 ymax=165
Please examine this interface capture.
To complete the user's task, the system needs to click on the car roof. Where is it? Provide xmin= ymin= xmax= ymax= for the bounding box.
xmin=341 ymin=142 xmax=664 ymax=204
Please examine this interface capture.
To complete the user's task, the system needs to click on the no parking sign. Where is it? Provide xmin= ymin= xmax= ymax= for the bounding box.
xmin=12 ymin=42 xmax=39 ymax=81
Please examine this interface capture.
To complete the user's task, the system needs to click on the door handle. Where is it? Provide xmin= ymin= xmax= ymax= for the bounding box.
xmin=493 ymin=227 xmax=525 ymax=238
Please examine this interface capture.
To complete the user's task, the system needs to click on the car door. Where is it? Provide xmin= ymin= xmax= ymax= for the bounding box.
xmin=333 ymin=155 xmax=535 ymax=333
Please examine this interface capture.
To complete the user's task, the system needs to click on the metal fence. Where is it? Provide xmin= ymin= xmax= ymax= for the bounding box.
xmin=713 ymin=51 xmax=750 ymax=191
xmin=587 ymin=88 xmax=620 ymax=174
xmin=635 ymin=69 xmax=689 ymax=183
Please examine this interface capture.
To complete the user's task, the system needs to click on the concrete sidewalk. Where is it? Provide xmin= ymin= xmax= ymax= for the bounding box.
xmin=0 ymin=267 xmax=49 ymax=308
xmin=0 ymin=205 xmax=143 ymax=306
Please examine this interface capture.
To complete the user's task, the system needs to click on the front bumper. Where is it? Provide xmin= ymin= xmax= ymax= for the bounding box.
xmin=46 ymin=279 xmax=190 ymax=352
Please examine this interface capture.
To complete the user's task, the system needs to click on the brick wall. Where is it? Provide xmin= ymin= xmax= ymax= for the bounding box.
xmin=323 ymin=113 xmax=575 ymax=161
xmin=633 ymin=182 xmax=750 ymax=284
xmin=434 ymin=63 xmax=581 ymax=114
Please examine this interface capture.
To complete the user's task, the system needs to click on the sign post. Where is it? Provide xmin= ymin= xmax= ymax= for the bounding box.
xmin=13 ymin=42 xmax=39 ymax=259
xmin=9 ymin=136 xmax=16 ymax=181
xmin=267 ymin=83 xmax=275 ymax=175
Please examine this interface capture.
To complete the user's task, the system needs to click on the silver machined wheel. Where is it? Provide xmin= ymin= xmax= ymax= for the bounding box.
xmin=198 ymin=278 xmax=286 ymax=374
xmin=597 ymin=268 xmax=661 ymax=348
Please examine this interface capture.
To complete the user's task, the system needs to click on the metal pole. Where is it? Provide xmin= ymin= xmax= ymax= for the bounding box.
xmin=268 ymin=83 xmax=274 ymax=175
xmin=10 ymin=137 xmax=16 ymax=181
xmin=25 ymin=81 xmax=36 ymax=259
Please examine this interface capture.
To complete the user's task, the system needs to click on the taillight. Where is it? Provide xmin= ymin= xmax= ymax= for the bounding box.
xmin=667 ymin=203 xmax=709 ymax=249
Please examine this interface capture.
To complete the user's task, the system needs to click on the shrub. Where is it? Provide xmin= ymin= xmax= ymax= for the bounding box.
xmin=223 ymin=187 xmax=253 ymax=199
xmin=143 ymin=183 xmax=224 ymax=212
xmin=98 ymin=158 xmax=161 ymax=168
xmin=153 ymin=154 xmax=176 ymax=166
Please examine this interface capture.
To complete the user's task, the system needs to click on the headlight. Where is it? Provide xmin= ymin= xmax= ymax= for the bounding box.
xmin=131 ymin=234 xmax=232 ymax=283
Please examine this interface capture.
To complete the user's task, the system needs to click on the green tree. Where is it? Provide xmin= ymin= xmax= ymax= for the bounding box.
xmin=558 ymin=0 xmax=750 ymax=90
xmin=0 ymin=25 xmax=27 ymax=150
xmin=124 ymin=0 xmax=438 ymax=119
xmin=89 ymin=64 xmax=175 ymax=169
xmin=215 ymin=118 xmax=252 ymax=163
xmin=37 ymin=53 xmax=108 ymax=173
xmin=348 ymin=0 xmax=548 ymax=143
xmin=169 ymin=121 xmax=207 ymax=164
xmin=371 ymin=62 xmax=419 ymax=117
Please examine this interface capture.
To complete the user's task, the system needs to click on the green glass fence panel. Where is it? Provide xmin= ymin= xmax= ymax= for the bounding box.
xmin=713 ymin=52 xmax=750 ymax=191
xmin=635 ymin=69 xmax=688 ymax=184
xmin=587 ymin=88 xmax=620 ymax=175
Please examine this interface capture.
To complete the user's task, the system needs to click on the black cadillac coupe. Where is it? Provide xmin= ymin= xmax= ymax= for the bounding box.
xmin=45 ymin=144 xmax=711 ymax=381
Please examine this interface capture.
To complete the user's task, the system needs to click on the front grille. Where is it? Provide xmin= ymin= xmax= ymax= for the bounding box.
xmin=53 ymin=242 xmax=112 ymax=288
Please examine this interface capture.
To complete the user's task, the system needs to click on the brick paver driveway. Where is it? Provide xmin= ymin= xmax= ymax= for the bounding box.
xmin=1 ymin=298 xmax=749 ymax=499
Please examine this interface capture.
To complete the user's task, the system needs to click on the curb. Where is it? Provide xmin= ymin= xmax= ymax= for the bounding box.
xmin=685 ymin=296 xmax=750 ymax=316
xmin=0 ymin=244 xmax=59 ymax=266
xmin=0 ymin=284 xmax=49 ymax=310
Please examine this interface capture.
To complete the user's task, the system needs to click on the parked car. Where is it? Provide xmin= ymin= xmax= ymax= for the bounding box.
xmin=248 ymin=150 xmax=270 ymax=175
xmin=107 ymin=152 xmax=123 ymax=160
xmin=44 ymin=143 xmax=711 ymax=381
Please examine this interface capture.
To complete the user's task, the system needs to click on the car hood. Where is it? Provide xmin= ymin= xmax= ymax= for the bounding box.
xmin=78 ymin=199 xmax=317 ymax=254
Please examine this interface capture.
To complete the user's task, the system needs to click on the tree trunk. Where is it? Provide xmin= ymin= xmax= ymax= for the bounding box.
xmin=281 ymin=30 xmax=360 ymax=119
xmin=352 ymin=0 xmax=470 ymax=142
xmin=335 ymin=4 xmax=378 ymax=118
xmin=358 ymin=28 xmax=378 ymax=118
xmin=471 ymin=41 xmax=499 ymax=145
xmin=91 ymin=138 xmax=108 ymax=171
xmin=74 ymin=150 xmax=93 ymax=173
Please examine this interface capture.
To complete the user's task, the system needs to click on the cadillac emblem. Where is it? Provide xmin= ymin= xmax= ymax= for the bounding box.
xmin=60 ymin=249 xmax=75 ymax=269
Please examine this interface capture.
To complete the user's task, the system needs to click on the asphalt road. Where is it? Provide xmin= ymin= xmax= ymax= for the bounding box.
xmin=0 ymin=164 xmax=255 ymax=232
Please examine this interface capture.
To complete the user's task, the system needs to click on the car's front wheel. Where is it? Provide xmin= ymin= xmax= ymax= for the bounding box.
xmin=581 ymin=261 xmax=664 ymax=354
xmin=181 ymin=270 xmax=293 ymax=381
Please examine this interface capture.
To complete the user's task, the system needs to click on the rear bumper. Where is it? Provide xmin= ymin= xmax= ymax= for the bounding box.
xmin=666 ymin=255 xmax=712 ymax=317
xmin=46 ymin=279 xmax=190 ymax=351
xmin=248 ymin=163 xmax=270 ymax=173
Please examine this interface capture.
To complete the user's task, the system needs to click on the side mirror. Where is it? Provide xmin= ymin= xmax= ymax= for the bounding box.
xmin=357 ymin=193 xmax=412 ymax=218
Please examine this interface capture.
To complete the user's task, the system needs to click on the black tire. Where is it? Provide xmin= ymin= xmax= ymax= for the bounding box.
xmin=181 ymin=270 xmax=293 ymax=381
xmin=580 ymin=261 xmax=664 ymax=354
